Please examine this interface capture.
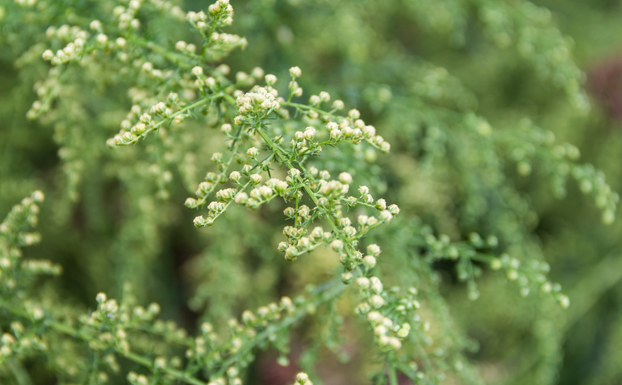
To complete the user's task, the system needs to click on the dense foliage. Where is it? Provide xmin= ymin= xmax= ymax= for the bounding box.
xmin=2 ymin=0 xmax=622 ymax=384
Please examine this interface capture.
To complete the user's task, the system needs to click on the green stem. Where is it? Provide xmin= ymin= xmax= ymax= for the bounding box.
xmin=389 ymin=359 xmax=398 ymax=385
xmin=7 ymin=359 xmax=33 ymax=385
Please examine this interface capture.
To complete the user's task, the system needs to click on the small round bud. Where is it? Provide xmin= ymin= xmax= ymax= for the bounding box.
xmin=363 ymin=255 xmax=377 ymax=269
xmin=175 ymin=41 xmax=187 ymax=51
xmin=388 ymin=204 xmax=400 ymax=215
xmin=375 ymin=199 xmax=387 ymax=211
xmin=370 ymin=295 xmax=384 ymax=309
xmin=331 ymin=239 xmax=344 ymax=252
xmin=367 ymin=244 xmax=381 ymax=257
xmin=348 ymin=109 xmax=360 ymax=119
xmin=338 ymin=172 xmax=353 ymax=184
xmin=96 ymin=34 xmax=108 ymax=44
xmin=90 ymin=20 xmax=102 ymax=31
xmin=289 ymin=66 xmax=302 ymax=78
xmin=247 ymin=147 xmax=259 ymax=158
xmin=42 ymin=50 xmax=54 ymax=61
xmin=265 ymin=74 xmax=277 ymax=85
xmin=32 ymin=190 xmax=45 ymax=202
xmin=250 ymin=174 xmax=262 ymax=184
xmin=96 ymin=293 xmax=107 ymax=303
xmin=332 ymin=100 xmax=344 ymax=110
xmin=341 ymin=272 xmax=354 ymax=284
xmin=192 ymin=66 xmax=203 ymax=77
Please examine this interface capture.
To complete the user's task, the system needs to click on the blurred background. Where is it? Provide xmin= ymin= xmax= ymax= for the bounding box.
xmin=2 ymin=0 xmax=622 ymax=384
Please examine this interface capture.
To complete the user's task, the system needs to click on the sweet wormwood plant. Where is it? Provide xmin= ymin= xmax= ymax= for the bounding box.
xmin=1 ymin=0 xmax=621 ymax=384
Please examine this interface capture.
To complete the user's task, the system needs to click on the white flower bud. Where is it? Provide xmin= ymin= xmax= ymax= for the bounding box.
xmin=331 ymin=239 xmax=343 ymax=252
xmin=192 ymin=66 xmax=203 ymax=77
xmin=348 ymin=109 xmax=360 ymax=119
xmin=289 ymin=66 xmax=302 ymax=78
xmin=375 ymin=198 xmax=387 ymax=211
xmin=367 ymin=244 xmax=381 ymax=257
xmin=339 ymin=172 xmax=353 ymax=184
xmin=370 ymin=295 xmax=384 ymax=309
xmin=42 ymin=50 xmax=54 ymax=61
xmin=96 ymin=34 xmax=108 ymax=44
xmin=370 ymin=277 xmax=383 ymax=294
xmin=309 ymin=95 xmax=321 ymax=105
xmin=388 ymin=204 xmax=400 ymax=215
xmin=332 ymin=100 xmax=344 ymax=110
xmin=96 ymin=293 xmax=107 ymax=303
xmin=304 ymin=127 xmax=316 ymax=141
xmin=264 ymin=74 xmax=278 ymax=86
xmin=296 ymin=373 xmax=309 ymax=384
xmin=247 ymin=147 xmax=259 ymax=158
xmin=90 ymin=20 xmax=102 ymax=31
xmin=356 ymin=277 xmax=370 ymax=289
xmin=363 ymin=255 xmax=377 ymax=268
xmin=250 ymin=174 xmax=262 ymax=184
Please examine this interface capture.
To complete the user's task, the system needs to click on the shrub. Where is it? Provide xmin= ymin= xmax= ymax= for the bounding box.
xmin=1 ymin=0 xmax=620 ymax=384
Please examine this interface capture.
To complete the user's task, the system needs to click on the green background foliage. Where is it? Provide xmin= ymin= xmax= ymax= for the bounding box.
xmin=1 ymin=0 xmax=622 ymax=384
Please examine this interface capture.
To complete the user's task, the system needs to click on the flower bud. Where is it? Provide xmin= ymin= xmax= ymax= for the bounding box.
xmin=289 ymin=66 xmax=302 ymax=78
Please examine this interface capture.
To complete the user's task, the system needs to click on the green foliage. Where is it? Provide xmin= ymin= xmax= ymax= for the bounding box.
xmin=1 ymin=0 xmax=622 ymax=384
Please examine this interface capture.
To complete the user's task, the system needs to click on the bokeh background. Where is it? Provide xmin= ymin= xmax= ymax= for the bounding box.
xmin=2 ymin=0 xmax=622 ymax=384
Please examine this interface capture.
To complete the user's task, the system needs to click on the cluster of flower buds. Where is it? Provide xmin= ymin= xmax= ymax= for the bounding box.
xmin=127 ymin=372 xmax=150 ymax=385
xmin=366 ymin=311 xmax=403 ymax=351
xmin=0 ymin=191 xmax=44 ymax=242
xmin=110 ymin=93 xmax=183 ymax=146
xmin=42 ymin=27 xmax=90 ymax=65
xmin=234 ymin=87 xmax=281 ymax=125
xmin=184 ymin=296 xmax=295 ymax=363
xmin=0 ymin=326 xmax=47 ymax=364
xmin=115 ymin=2 xmax=142 ymax=30
xmin=571 ymin=164 xmax=618 ymax=225
xmin=278 ymin=225 xmax=333 ymax=262
xmin=358 ymin=286 xmax=423 ymax=352
xmin=208 ymin=0 xmax=233 ymax=26
xmin=489 ymin=253 xmax=568 ymax=307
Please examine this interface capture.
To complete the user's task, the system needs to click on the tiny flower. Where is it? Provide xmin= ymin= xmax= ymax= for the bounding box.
xmin=192 ymin=66 xmax=203 ymax=77
xmin=289 ymin=66 xmax=302 ymax=78
xmin=90 ymin=20 xmax=102 ymax=31
xmin=388 ymin=204 xmax=400 ymax=215
xmin=96 ymin=34 xmax=108 ymax=44
xmin=370 ymin=295 xmax=384 ymax=309
xmin=367 ymin=244 xmax=381 ymax=257
xmin=332 ymin=100 xmax=344 ymax=110
xmin=265 ymin=74 xmax=277 ymax=85
xmin=341 ymin=272 xmax=353 ymax=284
xmin=363 ymin=255 xmax=377 ymax=268
xmin=247 ymin=147 xmax=259 ymax=158
xmin=42 ymin=50 xmax=54 ymax=61
xmin=250 ymin=174 xmax=262 ymax=184
xmin=304 ymin=127 xmax=316 ymax=141
xmin=370 ymin=277 xmax=383 ymax=293
xmin=348 ymin=109 xmax=360 ymax=119
xmin=339 ymin=172 xmax=353 ymax=184
xmin=375 ymin=198 xmax=387 ymax=211
xmin=96 ymin=293 xmax=107 ymax=303
xmin=331 ymin=239 xmax=344 ymax=252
